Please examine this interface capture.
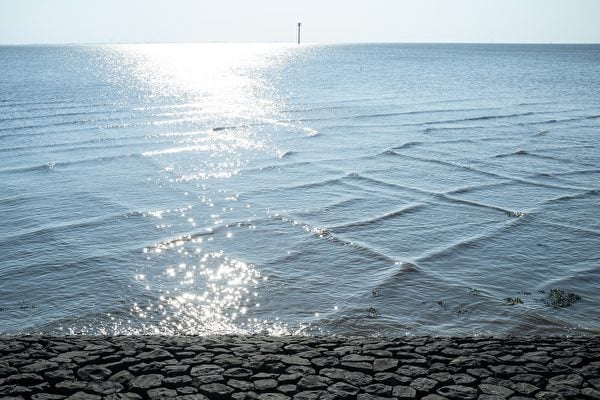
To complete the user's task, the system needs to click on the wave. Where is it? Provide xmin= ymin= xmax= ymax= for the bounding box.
xmin=329 ymin=204 xmax=425 ymax=230
xmin=544 ymin=189 xmax=598 ymax=204
xmin=278 ymin=150 xmax=297 ymax=159
xmin=0 ymin=153 xmax=144 ymax=174
xmin=0 ymin=211 xmax=146 ymax=247
xmin=0 ymin=108 xmax=126 ymax=123
xmin=416 ymin=217 xmax=527 ymax=263
xmin=539 ymin=220 xmax=600 ymax=237
xmin=269 ymin=213 xmax=397 ymax=265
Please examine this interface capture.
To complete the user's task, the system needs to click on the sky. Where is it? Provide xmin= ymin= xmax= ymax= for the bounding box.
xmin=1 ymin=0 xmax=599 ymax=45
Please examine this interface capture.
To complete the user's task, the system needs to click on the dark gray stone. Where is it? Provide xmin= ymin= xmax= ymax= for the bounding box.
xmin=297 ymin=375 xmax=332 ymax=390
xmin=258 ymin=394 xmax=291 ymax=400
xmin=410 ymin=377 xmax=438 ymax=392
xmin=397 ymin=365 xmax=428 ymax=377
xmin=436 ymin=385 xmax=478 ymax=400
xmin=254 ymin=378 xmax=278 ymax=391
xmin=147 ymin=387 xmax=177 ymax=399
xmin=65 ymin=392 xmax=101 ymax=400
xmin=228 ymin=379 xmax=254 ymax=391
xmin=548 ymin=374 xmax=584 ymax=388
xmin=190 ymin=364 xmax=224 ymax=376
xmin=478 ymin=383 xmax=514 ymax=397
xmin=198 ymin=383 xmax=234 ymax=399
xmin=77 ymin=365 xmax=112 ymax=381
xmin=392 ymin=386 xmax=417 ymax=399
xmin=320 ymin=368 xmax=373 ymax=386
xmin=130 ymin=374 xmax=163 ymax=390
xmin=20 ymin=361 xmax=58 ymax=374
xmin=373 ymin=358 xmax=398 ymax=372
xmin=327 ymin=382 xmax=359 ymax=398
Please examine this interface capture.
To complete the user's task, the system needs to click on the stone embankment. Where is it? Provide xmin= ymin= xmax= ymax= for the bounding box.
xmin=1 ymin=335 xmax=599 ymax=399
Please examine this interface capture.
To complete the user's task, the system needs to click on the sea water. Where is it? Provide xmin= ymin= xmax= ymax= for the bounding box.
xmin=1 ymin=43 xmax=599 ymax=336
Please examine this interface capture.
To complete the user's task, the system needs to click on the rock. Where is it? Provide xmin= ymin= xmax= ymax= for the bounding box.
xmin=130 ymin=374 xmax=163 ymax=391
xmin=363 ymin=383 xmax=392 ymax=396
xmin=479 ymin=384 xmax=514 ymax=397
xmin=258 ymin=394 xmax=291 ymax=400
xmin=373 ymin=358 xmax=398 ymax=372
xmin=548 ymin=374 xmax=584 ymax=388
xmin=45 ymin=369 xmax=75 ymax=382
xmin=109 ymin=370 xmax=135 ymax=386
xmin=190 ymin=364 xmax=224 ymax=376
xmin=228 ymin=379 xmax=254 ymax=391
xmin=297 ymin=375 xmax=332 ymax=389
xmin=147 ymin=388 xmax=177 ymax=399
xmin=86 ymin=381 xmax=124 ymax=395
xmin=310 ymin=357 xmax=339 ymax=368
xmin=392 ymin=385 xmax=417 ymax=399
xmin=510 ymin=381 xmax=539 ymax=395
xmin=320 ymin=368 xmax=373 ymax=386
xmin=31 ymin=395 xmax=66 ymax=400
xmin=535 ymin=392 xmax=566 ymax=400
xmin=198 ymin=383 xmax=234 ymax=399
xmin=452 ymin=374 xmax=476 ymax=385
xmin=437 ymin=385 xmax=478 ymax=400
xmin=397 ymin=365 xmax=428 ymax=377
xmin=3 ymin=373 xmax=44 ymax=385
xmin=254 ymin=378 xmax=278 ymax=391
xmin=77 ymin=365 xmax=112 ymax=381
xmin=411 ymin=377 xmax=438 ymax=392
xmin=65 ymin=392 xmax=101 ymax=400
xmin=20 ymin=361 xmax=58 ymax=374
xmin=582 ymin=387 xmax=600 ymax=400
xmin=327 ymin=382 xmax=359 ymax=398
xmin=373 ymin=372 xmax=411 ymax=385
xmin=279 ymin=356 xmax=311 ymax=366
xmin=54 ymin=381 xmax=88 ymax=395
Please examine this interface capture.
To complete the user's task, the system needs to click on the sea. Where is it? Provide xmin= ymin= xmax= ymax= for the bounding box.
xmin=1 ymin=43 xmax=599 ymax=336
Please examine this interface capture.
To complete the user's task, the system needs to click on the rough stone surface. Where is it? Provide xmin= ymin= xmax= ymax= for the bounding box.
xmin=0 ymin=335 xmax=597 ymax=399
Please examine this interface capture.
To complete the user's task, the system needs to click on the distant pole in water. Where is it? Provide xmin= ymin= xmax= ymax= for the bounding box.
xmin=297 ymin=22 xmax=302 ymax=44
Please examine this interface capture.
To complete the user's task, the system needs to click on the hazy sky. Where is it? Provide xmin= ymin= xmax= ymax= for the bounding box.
xmin=1 ymin=0 xmax=599 ymax=44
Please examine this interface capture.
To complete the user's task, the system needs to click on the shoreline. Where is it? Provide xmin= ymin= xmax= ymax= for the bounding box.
xmin=1 ymin=334 xmax=598 ymax=399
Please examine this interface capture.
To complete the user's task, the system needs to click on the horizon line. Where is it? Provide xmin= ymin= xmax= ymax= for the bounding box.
xmin=1 ymin=40 xmax=600 ymax=46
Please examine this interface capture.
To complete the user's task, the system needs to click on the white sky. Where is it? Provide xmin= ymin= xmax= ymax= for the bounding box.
xmin=1 ymin=0 xmax=599 ymax=44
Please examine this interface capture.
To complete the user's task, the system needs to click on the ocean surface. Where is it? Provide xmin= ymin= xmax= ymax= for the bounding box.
xmin=1 ymin=43 xmax=599 ymax=336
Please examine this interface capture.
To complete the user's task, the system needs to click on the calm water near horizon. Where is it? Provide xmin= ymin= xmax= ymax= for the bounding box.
xmin=1 ymin=43 xmax=599 ymax=336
